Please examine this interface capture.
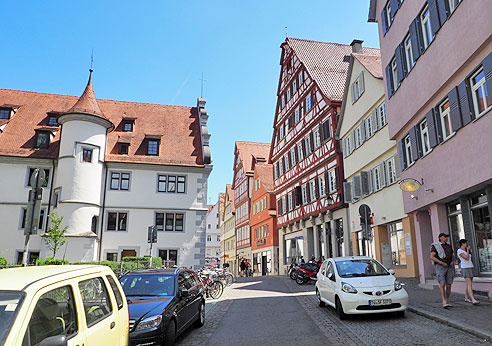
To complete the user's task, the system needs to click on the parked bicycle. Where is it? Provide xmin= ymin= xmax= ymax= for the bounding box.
xmin=197 ymin=270 xmax=224 ymax=299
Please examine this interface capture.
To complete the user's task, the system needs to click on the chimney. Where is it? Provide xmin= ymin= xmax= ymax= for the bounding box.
xmin=350 ymin=39 xmax=364 ymax=53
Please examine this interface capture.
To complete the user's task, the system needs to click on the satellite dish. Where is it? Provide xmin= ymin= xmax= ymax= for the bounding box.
xmin=399 ymin=178 xmax=421 ymax=192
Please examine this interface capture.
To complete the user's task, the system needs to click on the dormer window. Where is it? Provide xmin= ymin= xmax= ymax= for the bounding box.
xmin=147 ymin=140 xmax=159 ymax=156
xmin=35 ymin=131 xmax=50 ymax=149
xmin=123 ymin=121 xmax=133 ymax=132
xmin=0 ymin=108 xmax=11 ymax=119
xmin=118 ymin=143 xmax=129 ymax=155
xmin=48 ymin=115 xmax=58 ymax=126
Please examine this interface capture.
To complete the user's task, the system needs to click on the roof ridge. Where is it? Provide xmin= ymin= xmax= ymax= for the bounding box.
xmin=287 ymin=37 xmax=380 ymax=51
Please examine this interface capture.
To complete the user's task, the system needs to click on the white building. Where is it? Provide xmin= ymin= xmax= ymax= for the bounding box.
xmin=205 ymin=198 xmax=222 ymax=266
xmin=0 ymin=70 xmax=212 ymax=268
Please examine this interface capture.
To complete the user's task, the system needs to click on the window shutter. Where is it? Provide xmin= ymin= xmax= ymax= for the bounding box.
xmin=381 ymin=8 xmax=388 ymax=35
xmin=415 ymin=124 xmax=423 ymax=158
xmin=351 ymin=83 xmax=356 ymax=104
xmin=307 ymin=182 xmax=311 ymax=202
xmin=368 ymin=170 xmax=374 ymax=194
xmin=395 ymin=45 xmax=404 ymax=85
xmin=390 ymin=0 xmax=399 ymax=20
xmin=416 ymin=17 xmax=425 ymax=54
xmin=429 ymin=0 xmax=441 ymax=36
xmin=315 ymin=178 xmax=320 ymax=199
xmin=342 ymin=139 xmax=347 ymax=158
xmin=343 ymin=182 xmax=352 ymax=204
xmin=334 ymin=167 xmax=339 ymax=190
xmin=324 ymin=171 xmax=330 ymax=194
xmin=457 ymin=80 xmax=474 ymax=126
xmin=375 ymin=108 xmax=381 ymax=130
xmin=426 ymin=109 xmax=438 ymax=148
xmin=310 ymin=132 xmax=315 ymax=151
xmin=371 ymin=109 xmax=378 ymax=131
xmin=448 ymin=86 xmax=462 ymax=132
xmin=380 ymin=162 xmax=388 ymax=187
xmin=361 ymin=120 xmax=367 ymax=142
xmin=294 ymin=186 xmax=301 ymax=206
xmin=398 ymin=139 xmax=407 ymax=170
xmin=409 ymin=19 xmax=422 ymax=61
xmin=385 ymin=64 xmax=393 ymax=97
xmin=295 ymin=144 xmax=299 ymax=162
xmin=409 ymin=126 xmax=419 ymax=161
xmin=361 ymin=171 xmax=370 ymax=196
xmin=394 ymin=153 xmax=401 ymax=180
xmin=360 ymin=72 xmax=365 ymax=95
xmin=437 ymin=0 xmax=449 ymax=25
xmin=482 ymin=51 xmax=492 ymax=103
xmin=301 ymin=139 xmax=306 ymax=157
xmin=350 ymin=131 xmax=356 ymax=153
xmin=289 ymin=114 xmax=294 ymax=128
xmin=353 ymin=175 xmax=362 ymax=199
xmin=399 ymin=43 xmax=408 ymax=77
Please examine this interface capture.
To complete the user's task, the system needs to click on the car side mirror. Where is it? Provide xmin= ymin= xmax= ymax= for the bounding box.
xmin=180 ymin=289 xmax=190 ymax=297
xmin=39 ymin=335 xmax=67 ymax=346
xmin=388 ymin=269 xmax=395 ymax=275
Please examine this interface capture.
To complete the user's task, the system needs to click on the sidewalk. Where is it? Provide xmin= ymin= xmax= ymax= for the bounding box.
xmin=400 ymin=278 xmax=492 ymax=342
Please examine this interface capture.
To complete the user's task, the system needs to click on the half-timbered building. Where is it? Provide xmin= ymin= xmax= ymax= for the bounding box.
xmin=270 ymin=38 xmax=380 ymax=274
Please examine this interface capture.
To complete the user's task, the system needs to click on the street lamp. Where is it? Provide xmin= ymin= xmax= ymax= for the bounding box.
xmin=326 ymin=194 xmax=334 ymax=206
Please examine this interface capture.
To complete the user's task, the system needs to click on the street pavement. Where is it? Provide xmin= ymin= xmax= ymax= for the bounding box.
xmin=177 ymin=276 xmax=491 ymax=346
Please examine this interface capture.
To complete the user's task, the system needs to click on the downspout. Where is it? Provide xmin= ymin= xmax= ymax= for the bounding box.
xmin=45 ymin=159 xmax=56 ymax=230
xmin=98 ymin=161 xmax=109 ymax=261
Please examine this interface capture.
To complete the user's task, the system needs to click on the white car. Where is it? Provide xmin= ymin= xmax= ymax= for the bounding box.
xmin=315 ymin=256 xmax=408 ymax=319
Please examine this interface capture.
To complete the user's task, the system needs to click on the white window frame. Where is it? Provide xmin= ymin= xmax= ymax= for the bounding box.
xmin=405 ymin=135 xmax=414 ymax=165
xmin=294 ymin=107 xmax=300 ymax=123
xmin=287 ymin=193 xmax=293 ymax=211
xmin=306 ymin=94 xmax=312 ymax=111
xmin=304 ymin=136 xmax=312 ymax=156
xmin=313 ymin=127 xmax=321 ymax=149
xmin=379 ymin=103 xmax=387 ymax=127
xmin=420 ymin=119 xmax=431 ymax=156
xmin=420 ymin=6 xmax=433 ymax=49
xmin=284 ymin=155 xmax=290 ymax=171
xmin=298 ymin=71 xmax=304 ymax=85
xmin=391 ymin=57 xmax=399 ymax=90
xmin=470 ymin=68 xmax=491 ymax=118
xmin=354 ymin=127 xmax=362 ymax=148
xmin=386 ymin=157 xmax=397 ymax=185
xmin=290 ymin=149 xmax=296 ymax=167
xmin=366 ymin=115 xmax=374 ymax=138
xmin=439 ymin=99 xmax=453 ymax=140
xmin=404 ymin=34 xmax=415 ymax=72
xmin=301 ymin=184 xmax=308 ymax=204
xmin=373 ymin=166 xmax=383 ymax=191
xmin=328 ymin=169 xmax=337 ymax=193
xmin=309 ymin=180 xmax=316 ymax=202
xmin=448 ymin=0 xmax=461 ymax=13
xmin=279 ymin=125 xmax=284 ymax=139
xmin=286 ymin=88 xmax=291 ymax=101
xmin=297 ymin=142 xmax=304 ymax=161
xmin=386 ymin=1 xmax=392 ymax=26
xmin=281 ymin=94 xmax=286 ymax=108
xmin=318 ymin=175 xmax=326 ymax=197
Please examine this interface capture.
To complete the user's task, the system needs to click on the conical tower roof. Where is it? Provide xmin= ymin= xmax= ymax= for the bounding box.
xmin=67 ymin=69 xmax=105 ymax=117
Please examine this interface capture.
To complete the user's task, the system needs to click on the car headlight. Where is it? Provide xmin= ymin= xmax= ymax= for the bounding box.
xmin=394 ymin=280 xmax=403 ymax=291
xmin=341 ymin=282 xmax=358 ymax=294
xmin=135 ymin=315 xmax=162 ymax=331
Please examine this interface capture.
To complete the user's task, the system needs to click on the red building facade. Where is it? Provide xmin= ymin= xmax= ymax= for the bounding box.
xmin=270 ymin=38 xmax=380 ymax=273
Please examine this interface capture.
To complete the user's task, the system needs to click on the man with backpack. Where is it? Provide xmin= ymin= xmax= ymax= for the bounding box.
xmin=430 ymin=233 xmax=455 ymax=308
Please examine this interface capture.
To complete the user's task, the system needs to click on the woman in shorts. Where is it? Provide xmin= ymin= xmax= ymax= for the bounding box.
xmin=457 ymin=239 xmax=479 ymax=305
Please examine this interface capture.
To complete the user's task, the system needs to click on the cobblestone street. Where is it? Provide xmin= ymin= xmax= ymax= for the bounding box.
xmin=177 ymin=276 xmax=491 ymax=346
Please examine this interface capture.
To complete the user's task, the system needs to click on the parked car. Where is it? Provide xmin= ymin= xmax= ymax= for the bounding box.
xmin=120 ymin=268 xmax=205 ymax=346
xmin=315 ymin=256 xmax=408 ymax=319
xmin=0 ymin=265 xmax=129 ymax=346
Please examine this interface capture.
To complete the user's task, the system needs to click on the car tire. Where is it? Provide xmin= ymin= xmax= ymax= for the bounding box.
xmin=163 ymin=319 xmax=176 ymax=346
xmin=194 ymin=301 xmax=205 ymax=328
xmin=335 ymin=296 xmax=348 ymax=320
xmin=316 ymin=289 xmax=325 ymax=307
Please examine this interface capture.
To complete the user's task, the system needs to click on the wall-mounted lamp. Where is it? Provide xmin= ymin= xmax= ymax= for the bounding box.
xmin=410 ymin=194 xmax=418 ymax=200
xmin=400 ymin=178 xmax=424 ymax=192
xmin=326 ymin=195 xmax=334 ymax=206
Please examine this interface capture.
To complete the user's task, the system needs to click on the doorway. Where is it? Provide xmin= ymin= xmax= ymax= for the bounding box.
xmin=261 ymin=255 xmax=267 ymax=275
xmin=121 ymin=249 xmax=137 ymax=259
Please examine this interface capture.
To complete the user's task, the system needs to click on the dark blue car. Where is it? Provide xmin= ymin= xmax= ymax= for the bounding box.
xmin=120 ymin=268 xmax=205 ymax=346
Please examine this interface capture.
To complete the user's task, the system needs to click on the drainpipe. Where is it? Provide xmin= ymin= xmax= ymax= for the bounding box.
xmin=98 ymin=162 xmax=109 ymax=261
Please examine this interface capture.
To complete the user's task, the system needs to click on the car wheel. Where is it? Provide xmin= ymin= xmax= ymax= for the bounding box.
xmin=194 ymin=301 xmax=205 ymax=327
xmin=316 ymin=289 xmax=325 ymax=307
xmin=335 ymin=296 xmax=348 ymax=320
xmin=162 ymin=319 xmax=176 ymax=346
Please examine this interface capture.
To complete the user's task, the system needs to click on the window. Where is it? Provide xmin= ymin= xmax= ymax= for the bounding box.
xmin=379 ymin=103 xmax=387 ymax=127
xmin=177 ymin=176 xmax=186 ymax=193
xmin=107 ymin=212 xmax=127 ymax=231
xmin=470 ymin=68 xmax=490 ymax=117
xmin=106 ymin=275 xmax=124 ymax=309
xmin=160 ymin=212 xmax=184 ymax=232
xmin=279 ymin=125 xmax=284 ymax=139
xmin=147 ymin=140 xmax=159 ymax=156
xmin=287 ymin=193 xmax=293 ymax=211
xmin=118 ymin=143 xmax=129 ymax=155
xmin=284 ymin=155 xmax=290 ymax=171
xmin=79 ymin=277 xmax=112 ymax=326
xmin=294 ymin=107 xmax=300 ymax=123
xmin=27 ymin=168 xmax=49 ymax=187
xmin=306 ymin=94 xmax=312 ymax=112
xmin=313 ymin=127 xmax=321 ymax=149
xmin=420 ymin=6 xmax=433 ymax=49
xmin=35 ymin=131 xmax=50 ymax=149
xmin=439 ymin=99 xmax=453 ymax=140
xmin=391 ymin=57 xmax=399 ymax=90
xmin=106 ymin=252 xmax=118 ymax=261
xmin=304 ymin=136 xmax=312 ymax=156
xmin=281 ymin=196 xmax=287 ymax=214
xmin=82 ymin=148 xmax=93 ymax=162
xmin=404 ymin=35 xmax=415 ymax=72
xmin=159 ymin=249 xmax=178 ymax=266
xmin=404 ymin=135 xmax=414 ymax=165
xmin=273 ymin=165 xmax=278 ymax=179
xmin=420 ymin=119 xmax=431 ymax=155
xmin=23 ymin=285 xmax=78 ymax=345
xmin=352 ymin=73 xmax=364 ymax=103
xmin=292 ymin=79 xmax=297 ymax=93
xmin=21 ymin=208 xmax=45 ymax=231
xmin=286 ymin=88 xmax=291 ymax=101
xmin=309 ymin=180 xmax=316 ymax=202
xmin=158 ymin=175 xmax=167 ymax=192
xmin=318 ymin=175 xmax=326 ymax=197
xmin=388 ymin=221 xmax=406 ymax=266
xmin=167 ymin=176 xmax=176 ymax=192
xmin=328 ymin=169 xmax=337 ymax=193
xmin=278 ymin=160 xmax=284 ymax=176
xmin=298 ymin=71 xmax=304 ymax=85
xmin=297 ymin=142 xmax=304 ymax=161
xmin=123 ymin=121 xmax=133 ymax=132
xmin=281 ymin=94 xmax=286 ymax=108
xmin=0 ymin=108 xmax=11 ymax=119
xmin=110 ymin=172 xmax=130 ymax=190
xmin=48 ymin=115 xmax=58 ymax=126
xmin=207 ymin=235 xmax=212 ymax=242
xmin=366 ymin=115 xmax=374 ymax=138
xmin=448 ymin=0 xmax=461 ymax=14
xmin=385 ymin=1 xmax=392 ymax=27
xmin=386 ymin=157 xmax=397 ymax=184
xmin=301 ymin=184 xmax=308 ymax=204
xmin=373 ymin=165 xmax=383 ymax=191
xmin=91 ymin=216 xmax=98 ymax=233
xmin=354 ymin=127 xmax=362 ymax=148
xmin=290 ymin=149 xmax=296 ymax=167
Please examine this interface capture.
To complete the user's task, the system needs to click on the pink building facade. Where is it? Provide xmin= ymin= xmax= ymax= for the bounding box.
xmin=370 ymin=0 xmax=492 ymax=296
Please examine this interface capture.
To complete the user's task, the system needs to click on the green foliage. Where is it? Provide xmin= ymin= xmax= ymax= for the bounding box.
xmin=122 ymin=256 xmax=162 ymax=268
xmin=0 ymin=257 xmax=8 ymax=266
xmin=36 ymin=257 xmax=68 ymax=265
xmin=44 ymin=212 xmax=68 ymax=258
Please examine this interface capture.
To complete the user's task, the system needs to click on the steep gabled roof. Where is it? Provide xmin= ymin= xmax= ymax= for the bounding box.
xmin=67 ymin=70 xmax=106 ymax=119
xmin=218 ymin=192 xmax=226 ymax=216
xmin=225 ymin=184 xmax=235 ymax=212
xmin=235 ymin=141 xmax=271 ymax=174
xmin=352 ymin=53 xmax=383 ymax=79
xmin=254 ymin=163 xmax=274 ymax=193
xmin=285 ymin=37 xmax=380 ymax=103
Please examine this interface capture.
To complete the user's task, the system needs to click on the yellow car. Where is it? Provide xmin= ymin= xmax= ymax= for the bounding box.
xmin=0 ymin=265 xmax=129 ymax=346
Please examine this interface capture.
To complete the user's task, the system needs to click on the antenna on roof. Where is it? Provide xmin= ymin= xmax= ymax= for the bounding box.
xmin=200 ymin=72 xmax=207 ymax=98
xmin=285 ymin=26 xmax=288 ymax=39
xmin=90 ymin=49 xmax=94 ymax=72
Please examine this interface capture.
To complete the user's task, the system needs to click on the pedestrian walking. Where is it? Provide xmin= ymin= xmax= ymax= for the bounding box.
xmin=240 ymin=259 xmax=246 ymax=277
xmin=457 ymin=239 xmax=480 ymax=305
xmin=430 ymin=233 xmax=455 ymax=308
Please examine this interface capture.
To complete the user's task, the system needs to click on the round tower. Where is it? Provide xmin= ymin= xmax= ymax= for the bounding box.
xmin=49 ymin=70 xmax=113 ymax=261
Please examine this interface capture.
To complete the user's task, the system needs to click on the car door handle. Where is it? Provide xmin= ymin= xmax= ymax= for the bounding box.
xmin=110 ymin=321 xmax=116 ymax=329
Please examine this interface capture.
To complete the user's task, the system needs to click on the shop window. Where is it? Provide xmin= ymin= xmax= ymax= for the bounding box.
xmin=388 ymin=221 xmax=406 ymax=266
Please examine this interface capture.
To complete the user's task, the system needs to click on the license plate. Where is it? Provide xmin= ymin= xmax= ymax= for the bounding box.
xmin=369 ymin=299 xmax=392 ymax=306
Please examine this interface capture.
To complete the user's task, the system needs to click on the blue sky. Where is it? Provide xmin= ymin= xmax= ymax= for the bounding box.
xmin=1 ymin=1 xmax=380 ymax=205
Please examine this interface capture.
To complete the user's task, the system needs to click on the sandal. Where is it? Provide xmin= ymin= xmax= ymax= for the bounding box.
xmin=443 ymin=303 xmax=452 ymax=308
xmin=465 ymin=298 xmax=472 ymax=303
xmin=472 ymin=301 xmax=480 ymax=305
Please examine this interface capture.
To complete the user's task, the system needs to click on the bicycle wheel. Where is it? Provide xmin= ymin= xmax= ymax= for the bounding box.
xmin=210 ymin=281 xmax=224 ymax=299
xmin=225 ymin=273 xmax=234 ymax=286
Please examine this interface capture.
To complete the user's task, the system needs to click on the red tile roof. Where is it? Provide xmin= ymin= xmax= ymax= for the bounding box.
xmin=286 ymin=38 xmax=380 ymax=102
xmin=67 ymin=71 xmax=108 ymax=121
xmin=254 ymin=163 xmax=274 ymax=193
xmin=0 ymin=88 xmax=204 ymax=167
xmin=235 ymin=141 xmax=271 ymax=174
xmin=218 ymin=192 xmax=226 ymax=216
xmin=225 ymin=184 xmax=235 ymax=212
xmin=352 ymin=53 xmax=383 ymax=79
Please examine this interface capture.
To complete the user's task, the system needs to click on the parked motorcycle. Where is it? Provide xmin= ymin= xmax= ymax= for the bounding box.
xmin=295 ymin=261 xmax=321 ymax=285
xmin=288 ymin=263 xmax=299 ymax=280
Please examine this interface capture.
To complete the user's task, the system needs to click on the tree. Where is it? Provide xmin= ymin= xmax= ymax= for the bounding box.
xmin=44 ymin=213 xmax=68 ymax=258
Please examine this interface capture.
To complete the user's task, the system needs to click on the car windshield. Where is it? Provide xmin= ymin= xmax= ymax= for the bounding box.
xmin=120 ymin=274 xmax=175 ymax=297
xmin=0 ymin=291 xmax=24 ymax=345
xmin=335 ymin=259 xmax=389 ymax=278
